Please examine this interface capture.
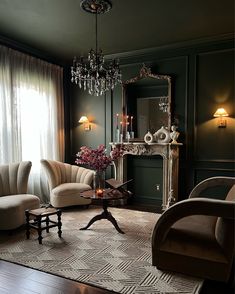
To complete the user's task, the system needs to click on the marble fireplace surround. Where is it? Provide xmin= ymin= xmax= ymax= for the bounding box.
xmin=110 ymin=142 xmax=182 ymax=210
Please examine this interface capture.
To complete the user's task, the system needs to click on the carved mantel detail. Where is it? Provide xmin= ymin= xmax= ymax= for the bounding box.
xmin=110 ymin=142 xmax=182 ymax=210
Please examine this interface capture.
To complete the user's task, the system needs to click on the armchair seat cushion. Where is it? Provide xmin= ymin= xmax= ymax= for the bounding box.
xmin=51 ymin=183 xmax=92 ymax=208
xmin=161 ymin=215 xmax=227 ymax=263
xmin=52 ymin=183 xmax=91 ymax=197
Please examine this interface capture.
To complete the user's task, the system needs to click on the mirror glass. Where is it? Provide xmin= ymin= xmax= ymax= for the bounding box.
xmin=122 ymin=65 xmax=171 ymax=140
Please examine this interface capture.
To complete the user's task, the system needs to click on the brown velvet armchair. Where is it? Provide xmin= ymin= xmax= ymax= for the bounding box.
xmin=152 ymin=176 xmax=235 ymax=282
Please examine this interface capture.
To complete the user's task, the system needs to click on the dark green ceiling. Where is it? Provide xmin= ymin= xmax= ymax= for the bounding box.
xmin=0 ymin=0 xmax=234 ymax=61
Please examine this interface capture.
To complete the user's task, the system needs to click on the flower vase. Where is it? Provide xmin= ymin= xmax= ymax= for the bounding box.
xmin=93 ymin=170 xmax=105 ymax=196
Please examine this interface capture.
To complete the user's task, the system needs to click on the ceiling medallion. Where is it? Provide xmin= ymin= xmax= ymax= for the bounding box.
xmin=71 ymin=0 xmax=121 ymax=96
xmin=80 ymin=0 xmax=112 ymax=14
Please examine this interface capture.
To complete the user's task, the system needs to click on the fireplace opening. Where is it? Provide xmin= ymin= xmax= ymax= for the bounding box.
xmin=127 ymin=155 xmax=163 ymax=210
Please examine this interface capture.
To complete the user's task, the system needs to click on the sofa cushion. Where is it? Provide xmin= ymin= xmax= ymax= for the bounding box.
xmin=0 ymin=194 xmax=40 ymax=230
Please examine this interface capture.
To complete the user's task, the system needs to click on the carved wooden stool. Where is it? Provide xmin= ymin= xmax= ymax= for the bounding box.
xmin=25 ymin=207 xmax=62 ymax=244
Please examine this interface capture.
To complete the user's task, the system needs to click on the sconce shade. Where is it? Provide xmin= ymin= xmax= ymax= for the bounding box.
xmin=213 ymin=108 xmax=228 ymax=117
xmin=79 ymin=116 xmax=89 ymax=123
xmin=79 ymin=115 xmax=91 ymax=131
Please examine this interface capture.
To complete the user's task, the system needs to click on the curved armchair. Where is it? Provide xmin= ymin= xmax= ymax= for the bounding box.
xmin=152 ymin=177 xmax=235 ymax=282
xmin=0 ymin=161 xmax=40 ymax=230
xmin=41 ymin=159 xmax=94 ymax=208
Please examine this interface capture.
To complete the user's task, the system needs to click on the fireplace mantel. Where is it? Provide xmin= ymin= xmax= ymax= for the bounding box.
xmin=110 ymin=142 xmax=182 ymax=210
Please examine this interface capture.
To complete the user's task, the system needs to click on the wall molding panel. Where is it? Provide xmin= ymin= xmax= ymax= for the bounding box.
xmin=70 ymin=35 xmax=235 ymax=200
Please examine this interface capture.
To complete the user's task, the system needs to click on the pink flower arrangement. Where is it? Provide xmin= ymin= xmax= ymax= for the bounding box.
xmin=75 ymin=144 xmax=123 ymax=172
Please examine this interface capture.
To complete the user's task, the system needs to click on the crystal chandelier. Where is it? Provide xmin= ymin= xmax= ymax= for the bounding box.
xmin=71 ymin=0 xmax=122 ymax=96
xmin=158 ymin=96 xmax=169 ymax=112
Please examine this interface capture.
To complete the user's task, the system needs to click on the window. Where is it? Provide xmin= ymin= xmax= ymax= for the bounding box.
xmin=0 ymin=45 xmax=64 ymax=201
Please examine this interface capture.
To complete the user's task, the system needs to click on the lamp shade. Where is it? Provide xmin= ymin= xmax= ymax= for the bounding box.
xmin=213 ymin=108 xmax=228 ymax=117
xmin=79 ymin=116 xmax=89 ymax=123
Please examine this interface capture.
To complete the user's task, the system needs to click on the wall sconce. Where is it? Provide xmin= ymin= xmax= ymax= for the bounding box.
xmin=213 ymin=108 xmax=229 ymax=128
xmin=78 ymin=116 xmax=91 ymax=131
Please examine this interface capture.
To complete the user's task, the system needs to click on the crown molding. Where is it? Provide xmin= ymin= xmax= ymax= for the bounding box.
xmin=106 ymin=33 xmax=234 ymax=64
xmin=0 ymin=34 xmax=65 ymax=67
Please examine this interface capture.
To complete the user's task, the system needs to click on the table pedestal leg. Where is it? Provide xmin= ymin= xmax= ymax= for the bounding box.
xmin=80 ymin=200 xmax=124 ymax=234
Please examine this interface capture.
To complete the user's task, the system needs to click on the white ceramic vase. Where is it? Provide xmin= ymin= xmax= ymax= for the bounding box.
xmin=154 ymin=126 xmax=171 ymax=143
xmin=144 ymin=131 xmax=154 ymax=144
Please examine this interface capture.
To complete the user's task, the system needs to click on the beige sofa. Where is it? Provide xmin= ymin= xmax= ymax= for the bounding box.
xmin=0 ymin=161 xmax=40 ymax=230
xmin=152 ymin=176 xmax=235 ymax=282
xmin=41 ymin=159 xmax=94 ymax=208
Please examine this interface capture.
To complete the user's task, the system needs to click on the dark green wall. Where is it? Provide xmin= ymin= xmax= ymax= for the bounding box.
xmin=69 ymin=37 xmax=235 ymax=200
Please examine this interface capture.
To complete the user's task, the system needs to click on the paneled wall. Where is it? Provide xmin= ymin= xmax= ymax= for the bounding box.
xmin=194 ymin=49 xmax=235 ymax=184
xmin=69 ymin=36 xmax=235 ymax=200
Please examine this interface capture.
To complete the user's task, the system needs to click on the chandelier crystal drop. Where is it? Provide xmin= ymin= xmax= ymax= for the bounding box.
xmin=71 ymin=0 xmax=122 ymax=96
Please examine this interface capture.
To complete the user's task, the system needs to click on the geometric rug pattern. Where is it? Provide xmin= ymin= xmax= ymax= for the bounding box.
xmin=0 ymin=207 xmax=203 ymax=294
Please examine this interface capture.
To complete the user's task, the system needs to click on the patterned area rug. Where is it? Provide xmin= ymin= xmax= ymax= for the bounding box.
xmin=0 ymin=207 xmax=203 ymax=294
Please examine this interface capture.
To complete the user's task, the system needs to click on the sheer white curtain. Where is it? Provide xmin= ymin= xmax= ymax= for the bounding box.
xmin=0 ymin=45 xmax=64 ymax=202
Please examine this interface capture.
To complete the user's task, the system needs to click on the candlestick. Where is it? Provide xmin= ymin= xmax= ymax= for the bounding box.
xmin=126 ymin=122 xmax=130 ymax=140
xmin=130 ymin=131 xmax=135 ymax=139
xmin=126 ymin=131 xmax=130 ymax=143
xmin=120 ymin=133 xmax=123 ymax=143
xmin=115 ymin=128 xmax=120 ymax=143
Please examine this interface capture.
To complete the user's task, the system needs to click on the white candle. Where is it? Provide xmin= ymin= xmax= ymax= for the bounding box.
xmin=131 ymin=116 xmax=133 ymax=132
xmin=126 ymin=122 xmax=130 ymax=132
xmin=116 ymin=113 xmax=119 ymax=129
xmin=120 ymin=121 xmax=123 ymax=134
xmin=126 ymin=115 xmax=129 ymax=133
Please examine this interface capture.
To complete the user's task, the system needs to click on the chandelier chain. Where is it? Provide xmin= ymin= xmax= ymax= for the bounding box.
xmin=95 ymin=11 xmax=98 ymax=55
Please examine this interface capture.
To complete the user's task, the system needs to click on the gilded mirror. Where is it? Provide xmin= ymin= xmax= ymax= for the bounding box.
xmin=122 ymin=64 xmax=171 ymax=141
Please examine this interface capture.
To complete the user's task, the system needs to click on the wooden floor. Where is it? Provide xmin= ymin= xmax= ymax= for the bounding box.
xmin=0 ymin=260 xmax=117 ymax=294
xmin=0 ymin=260 xmax=234 ymax=294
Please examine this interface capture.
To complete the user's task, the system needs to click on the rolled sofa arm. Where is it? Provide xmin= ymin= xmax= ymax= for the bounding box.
xmin=189 ymin=176 xmax=235 ymax=198
xmin=152 ymin=197 xmax=235 ymax=249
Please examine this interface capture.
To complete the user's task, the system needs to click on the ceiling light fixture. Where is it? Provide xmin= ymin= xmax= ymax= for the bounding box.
xmin=71 ymin=0 xmax=122 ymax=96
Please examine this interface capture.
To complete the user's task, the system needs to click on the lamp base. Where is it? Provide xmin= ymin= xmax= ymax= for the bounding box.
xmin=84 ymin=123 xmax=91 ymax=131
xmin=218 ymin=118 xmax=227 ymax=128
